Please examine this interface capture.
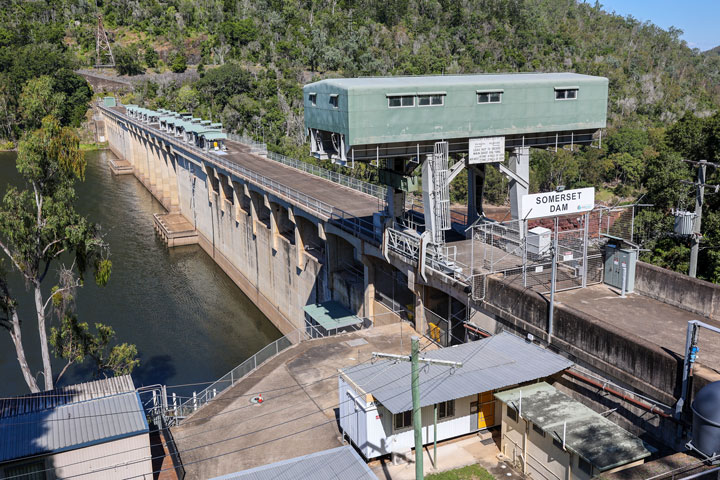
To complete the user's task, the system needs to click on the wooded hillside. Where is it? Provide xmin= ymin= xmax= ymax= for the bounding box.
xmin=2 ymin=0 xmax=720 ymax=281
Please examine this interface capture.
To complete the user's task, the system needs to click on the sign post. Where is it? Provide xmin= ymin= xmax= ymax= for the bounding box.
xmin=520 ymin=188 xmax=595 ymax=342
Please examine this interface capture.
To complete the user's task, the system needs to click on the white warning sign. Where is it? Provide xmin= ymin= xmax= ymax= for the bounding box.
xmin=468 ymin=137 xmax=505 ymax=164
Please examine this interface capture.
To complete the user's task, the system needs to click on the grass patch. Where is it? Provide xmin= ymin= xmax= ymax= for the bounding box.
xmin=426 ymin=464 xmax=495 ymax=480
xmin=79 ymin=142 xmax=108 ymax=151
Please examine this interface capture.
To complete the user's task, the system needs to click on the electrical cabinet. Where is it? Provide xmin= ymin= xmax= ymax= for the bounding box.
xmin=604 ymin=245 xmax=637 ymax=293
xmin=527 ymin=226 xmax=552 ymax=256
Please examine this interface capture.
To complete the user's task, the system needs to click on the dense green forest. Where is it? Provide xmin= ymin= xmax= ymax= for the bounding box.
xmin=1 ymin=0 xmax=720 ymax=280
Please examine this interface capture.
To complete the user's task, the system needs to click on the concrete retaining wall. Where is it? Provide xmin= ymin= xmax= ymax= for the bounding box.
xmin=635 ymin=261 xmax=720 ymax=320
xmin=481 ymin=275 xmax=680 ymax=405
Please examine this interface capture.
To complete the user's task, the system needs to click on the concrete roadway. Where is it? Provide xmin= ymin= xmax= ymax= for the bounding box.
xmin=219 ymin=143 xmax=383 ymax=219
xmin=171 ymin=323 xmax=433 ymax=480
xmin=121 ymin=106 xmax=385 ymax=220
xmin=557 ymin=284 xmax=720 ymax=376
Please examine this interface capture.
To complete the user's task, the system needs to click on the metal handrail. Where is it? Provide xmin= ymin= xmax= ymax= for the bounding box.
xmin=172 ymin=315 xmax=374 ymax=422
xmin=99 ymin=105 xmax=383 ymax=244
xmin=265 ymin=150 xmax=387 ymax=201
xmin=173 ymin=327 xmax=308 ymax=420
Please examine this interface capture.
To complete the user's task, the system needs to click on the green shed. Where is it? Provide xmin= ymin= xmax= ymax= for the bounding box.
xmin=303 ymin=73 xmax=608 ymax=162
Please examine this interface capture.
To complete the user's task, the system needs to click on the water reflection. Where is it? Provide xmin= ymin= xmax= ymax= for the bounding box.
xmin=0 ymin=150 xmax=280 ymax=395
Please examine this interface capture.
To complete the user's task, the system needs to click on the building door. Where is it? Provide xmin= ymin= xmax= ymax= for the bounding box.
xmin=478 ymin=391 xmax=495 ymax=429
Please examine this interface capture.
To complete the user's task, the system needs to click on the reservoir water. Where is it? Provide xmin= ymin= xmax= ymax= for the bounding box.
xmin=0 ymin=149 xmax=280 ymax=396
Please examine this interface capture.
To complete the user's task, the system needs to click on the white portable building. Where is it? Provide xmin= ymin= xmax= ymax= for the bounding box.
xmin=338 ymin=332 xmax=573 ymax=459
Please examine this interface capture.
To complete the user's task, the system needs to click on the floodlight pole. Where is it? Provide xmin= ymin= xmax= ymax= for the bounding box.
xmin=373 ymin=337 xmax=463 ymax=480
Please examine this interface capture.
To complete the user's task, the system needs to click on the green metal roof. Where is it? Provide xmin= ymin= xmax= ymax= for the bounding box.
xmin=303 ymin=301 xmax=361 ymax=330
xmin=495 ymin=382 xmax=650 ymax=472
xmin=303 ymin=73 xmax=608 ymax=147
xmin=307 ymin=72 xmax=601 ymax=92
xmin=201 ymin=132 xmax=228 ymax=141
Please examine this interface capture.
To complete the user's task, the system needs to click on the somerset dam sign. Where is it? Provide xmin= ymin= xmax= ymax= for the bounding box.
xmin=521 ymin=187 xmax=595 ymax=219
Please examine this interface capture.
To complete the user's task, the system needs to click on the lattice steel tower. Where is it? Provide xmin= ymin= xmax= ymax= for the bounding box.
xmin=95 ymin=14 xmax=115 ymax=68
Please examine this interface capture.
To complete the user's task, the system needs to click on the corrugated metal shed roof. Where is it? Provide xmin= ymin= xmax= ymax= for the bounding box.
xmin=342 ymin=332 xmax=573 ymax=414
xmin=495 ymin=383 xmax=651 ymax=471
xmin=210 ymin=446 xmax=378 ymax=480
xmin=0 ymin=375 xmax=135 ymax=418
xmin=0 ymin=376 xmax=147 ymax=463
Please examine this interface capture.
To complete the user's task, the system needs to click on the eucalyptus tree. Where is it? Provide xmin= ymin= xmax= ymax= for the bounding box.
xmin=0 ymin=116 xmax=135 ymax=392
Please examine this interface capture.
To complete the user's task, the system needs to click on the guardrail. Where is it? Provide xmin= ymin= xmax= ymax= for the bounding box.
xmin=167 ymin=317 xmax=373 ymax=423
xmin=172 ymin=328 xmax=306 ymax=421
xmin=227 ymin=133 xmax=268 ymax=155
xmin=99 ymin=105 xmax=383 ymax=244
xmin=266 ymin=151 xmax=387 ymax=201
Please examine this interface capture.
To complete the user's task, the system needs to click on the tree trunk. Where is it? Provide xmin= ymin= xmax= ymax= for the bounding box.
xmin=34 ymin=285 xmax=53 ymax=391
xmin=7 ymin=309 xmax=40 ymax=393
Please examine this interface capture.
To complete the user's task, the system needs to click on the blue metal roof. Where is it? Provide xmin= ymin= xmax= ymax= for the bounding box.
xmin=0 ymin=377 xmax=147 ymax=463
xmin=342 ymin=332 xmax=573 ymax=414
xmin=210 ymin=446 xmax=377 ymax=480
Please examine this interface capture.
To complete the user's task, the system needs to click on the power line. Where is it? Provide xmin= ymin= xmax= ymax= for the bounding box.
xmin=70 ymin=340 xmax=486 ymax=480
xmin=0 ymin=356 xmax=384 ymax=476
xmin=1 ymin=339 xmax=425 ymax=478
xmin=10 ymin=337 xmax=483 ymax=480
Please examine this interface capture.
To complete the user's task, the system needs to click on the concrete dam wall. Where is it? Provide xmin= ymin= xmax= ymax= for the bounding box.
xmin=102 ymin=106 xmax=373 ymax=335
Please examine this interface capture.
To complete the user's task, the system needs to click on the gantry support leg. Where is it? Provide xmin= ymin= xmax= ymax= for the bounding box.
xmin=508 ymin=147 xmax=530 ymax=221
xmin=467 ymin=164 xmax=486 ymax=229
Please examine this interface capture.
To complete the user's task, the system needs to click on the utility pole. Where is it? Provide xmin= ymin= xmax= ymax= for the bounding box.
xmin=680 ymin=160 xmax=719 ymax=278
xmin=373 ymin=337 xmax=463 ymax=480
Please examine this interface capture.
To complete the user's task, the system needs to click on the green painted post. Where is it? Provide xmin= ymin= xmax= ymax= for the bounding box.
xmin=412 ymin=336 xmax=423 ymax=480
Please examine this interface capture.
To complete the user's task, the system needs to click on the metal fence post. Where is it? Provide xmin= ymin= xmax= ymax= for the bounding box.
xmin=548 ymin=216 xmax=559 ymax=342
xmin=582 ymin=212 xmax=589 ymax=288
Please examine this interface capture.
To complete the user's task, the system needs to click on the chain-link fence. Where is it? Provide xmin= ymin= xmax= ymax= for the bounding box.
xmin=468 ymin=206 xmax=641 ymax=299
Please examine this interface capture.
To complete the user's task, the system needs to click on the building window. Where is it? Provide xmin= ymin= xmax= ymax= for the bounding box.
xmin=394 ymin=410 xmax=412 ymax=430
xmin=532 ymin=423 xmax=545 ymax=437
xmin=5 ymin=461 xmax=46 ymax=480
xmin=418 ymin=94 xmax=444 ymax=107
xmin=507 ymin=405 xmax=518 ymax=422
xmin=309 ymin=93 xmax=317 ymax=106
xmin=578 ymin=457 xmax=593 ymax=476
xmin=438 ymin=400 xmax=455 ymax=419
xmin=388 ymin=95 xmax=415 ymax=108
xmin=329 ymin=94 xmax=339 ymax=108
xmin=553 ymin=437 xmax=564 ymax=450
xmin=555 ymin=88 xmax=578 ymax=100
xmin=477 ymin=91 xmax=502 ymax=104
